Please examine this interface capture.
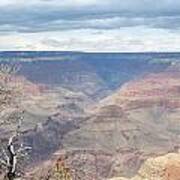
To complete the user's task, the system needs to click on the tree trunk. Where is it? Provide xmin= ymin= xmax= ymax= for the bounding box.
xmin=6 ymin=136 xmax=17 ymax=180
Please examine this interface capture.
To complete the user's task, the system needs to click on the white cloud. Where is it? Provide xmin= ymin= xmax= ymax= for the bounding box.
xmin=1 ymin=27 xmax=180 ymax=52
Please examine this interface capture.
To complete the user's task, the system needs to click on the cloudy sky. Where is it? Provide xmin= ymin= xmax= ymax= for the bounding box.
xmin=0 ymin=0 xmax=180 ymax=52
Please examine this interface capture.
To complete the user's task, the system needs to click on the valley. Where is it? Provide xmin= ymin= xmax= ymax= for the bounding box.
xmin=0 ymin=52 xmax=180 ymax=179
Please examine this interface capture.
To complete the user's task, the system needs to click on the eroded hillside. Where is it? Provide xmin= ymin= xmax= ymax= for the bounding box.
xmin=62 ymin=68 xmax=180 ymax=179
xmin=0 ymin=73 xmax=92 ymax=170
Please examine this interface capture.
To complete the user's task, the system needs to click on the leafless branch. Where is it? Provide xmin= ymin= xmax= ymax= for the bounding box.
xmin=0 ymin=63 xmax=31 ymax=180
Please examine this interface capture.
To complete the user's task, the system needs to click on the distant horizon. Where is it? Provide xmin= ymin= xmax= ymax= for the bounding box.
xmin=1 ymin=51 xmax=180 ymax=54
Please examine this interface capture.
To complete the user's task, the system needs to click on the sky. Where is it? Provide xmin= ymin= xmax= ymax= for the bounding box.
xmin=0 ymin=0 xmax=180 ymax=52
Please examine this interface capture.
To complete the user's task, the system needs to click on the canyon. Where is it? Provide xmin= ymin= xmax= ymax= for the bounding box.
xmin=0 ymin=52 xmax=180 ymax=179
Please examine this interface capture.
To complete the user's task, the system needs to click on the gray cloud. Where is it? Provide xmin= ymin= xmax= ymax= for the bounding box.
xmin=0 ymin=0 xmax=180 ymax=33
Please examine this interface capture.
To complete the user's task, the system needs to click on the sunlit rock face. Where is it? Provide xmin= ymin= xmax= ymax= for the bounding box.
xmin=109 ymin=152 xmax=180 ymax=180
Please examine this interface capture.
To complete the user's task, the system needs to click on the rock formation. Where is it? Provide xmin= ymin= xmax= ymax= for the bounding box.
xmin=63 ymin=71 xmax=180 ymax=179
xmin=109 ymin=152 xmax=180 ymax=180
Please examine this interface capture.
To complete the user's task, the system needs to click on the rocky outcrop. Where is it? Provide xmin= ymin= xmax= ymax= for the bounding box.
xmin=24 ymin=149 xmax=113 ymax=180
xmin=109 ymin=152 xmax=180 ymax=180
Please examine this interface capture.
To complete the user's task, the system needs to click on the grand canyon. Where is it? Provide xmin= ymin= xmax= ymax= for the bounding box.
xmin=0 ymin=52 xmax=180 ymax=180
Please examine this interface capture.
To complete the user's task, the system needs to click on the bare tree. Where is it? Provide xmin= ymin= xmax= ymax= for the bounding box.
xmin=0 ymin=63 xmax=31 ymax=180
